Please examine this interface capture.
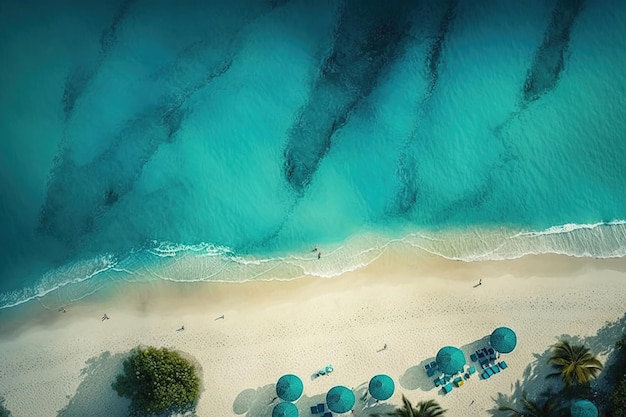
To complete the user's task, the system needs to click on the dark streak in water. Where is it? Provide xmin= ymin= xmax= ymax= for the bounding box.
xmin=424 ymin=1 xmax=457 ymax=99
xmin=393 ymin=1 xmax=458 ymax=216
xmin=522 ymin=0 xmax=584 ymax=105
xmin=42 ymin=0 xmax=290 ymax=249
xmin=283 ymin=0 xmax=418 ymax=193
xmin=39 ymin=59 xmax=232 ymax=247
xmin=62 ymin=0 xmax=136 ymax=119
xmin=490 ymin=0 xmax=584 ymax=185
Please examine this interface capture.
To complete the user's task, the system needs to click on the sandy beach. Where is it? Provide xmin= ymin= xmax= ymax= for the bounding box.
xmin=0 ymin=249 xmax=625 ymax=417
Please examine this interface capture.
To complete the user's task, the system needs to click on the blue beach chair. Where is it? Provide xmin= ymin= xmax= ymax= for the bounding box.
xmin=470 ymin=353 xmax=478 ymax=362
xmin=317 ymin=404 xmax=325 ymax=413
xmin=469 ymin=366 xmax=476 ymax=375
xmin=323 ymin=413 xmax=332 ymax=417
xmin=442 ymin=383 xmax=452 ymax=394
xmin=427 ymin=367 xmax=436 ymax=377
xmin=499 ymin=361 xmax=508 ymax=370
xmin=492 ymin=366 xmax=501 ymax=374
xmin=311 ymin=406 xmax=318 ymax=414
xmin=481 ymin=371 xmax=490 ymax=379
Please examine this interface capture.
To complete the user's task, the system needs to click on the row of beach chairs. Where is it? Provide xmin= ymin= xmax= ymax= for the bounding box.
xmin=424 ymin=360 xmax=438 ymax=377
xmin=310 ymin=403 xmax=331 ymax=417
xmin=481 ymin=361 xmax=508 ymax=379
xmin=470 ymin=347 xmax=496 ymax=362
xmin=436 ymin=365 xmax=477 ymax=395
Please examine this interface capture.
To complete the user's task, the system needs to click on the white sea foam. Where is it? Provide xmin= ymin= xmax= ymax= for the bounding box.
xmin=0 ymin=255 xmax=116 ymax=310
xmin=1 ymin=221 xmax=625 ymax=310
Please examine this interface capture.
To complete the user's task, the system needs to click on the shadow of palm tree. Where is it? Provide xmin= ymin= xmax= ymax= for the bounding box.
xmin=486 ymin=313 xmax=626 ymax=416
xmin=57 ymin=351 xmax=130 ymax=417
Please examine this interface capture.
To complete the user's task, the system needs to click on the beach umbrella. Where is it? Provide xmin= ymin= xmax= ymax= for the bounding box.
xmin=326 ymin=385 xmax=355 ymax=414
xmin=368 ymin=374 xmax=395 ymax=401
xmin=273 ymin=401 xmax=299 ymax=417
xmin=490 ymin=327 xmax=517 ymax=354
xmin=570 ymin=400 xmax=598 ymax=417
xmin=436 ymin=346 xmax=466 ymax=375
xmin=276 ymin=374 xmax=304 ymax=402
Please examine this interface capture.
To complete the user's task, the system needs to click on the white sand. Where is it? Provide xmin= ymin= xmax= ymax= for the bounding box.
xmin=0 ymin=251 xmax=625 ymax=417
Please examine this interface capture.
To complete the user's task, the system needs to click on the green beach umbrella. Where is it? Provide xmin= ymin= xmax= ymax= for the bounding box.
xmin=436 ymin=346 xmax=466 ymax=375
xmin=276 ymin=374 xmax=304 ymax=402
xmin=273 ymin=401 xmax=299 ymax=417
xmin=570 ymin=400 xmax=598 ymax=417
xmin=490 ymin=327 xmax=517 ymax=354
xmin=326 ymin=385 xmax=355 ymax=414
xmin=368 ymin=374 xmax=395 ymax=401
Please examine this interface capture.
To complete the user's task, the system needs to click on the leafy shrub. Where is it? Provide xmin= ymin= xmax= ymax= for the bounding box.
xmin=112 ymin=347 xmax=200 ymax=416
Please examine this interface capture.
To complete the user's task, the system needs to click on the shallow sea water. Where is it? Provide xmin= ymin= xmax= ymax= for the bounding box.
xmin=0 ymin=0 xmax=625 ymax=309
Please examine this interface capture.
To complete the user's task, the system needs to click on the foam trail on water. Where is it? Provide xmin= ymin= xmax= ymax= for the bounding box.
xmin=3 ymin=220 xmax=626 ymax=311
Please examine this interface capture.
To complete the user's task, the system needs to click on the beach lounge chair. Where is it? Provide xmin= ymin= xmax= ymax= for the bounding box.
xmin=425 ymin=363 xmax=431 ymax=370
xmin=453 ymin=377 xmax=463 ymax=387
xmin=485 ymin=368 xmax=494 ymax=377
xmin=492 ymin=366 xmax=501 ymax=374
xmin=479 ymin=358 xmax=489 ymax=367
xmin=427 ymin=367 xmax=436 ymax=377
xmin=434 ymin=377 xmax=442 ymax=387
xmin=470 ymin=353 xmax=478 ymax=362
xmin=499 ymin=361 xmax=508 ymax=370
xmin=317 ymin=404 xmax=325 ymax=413
xmin=469 ymin=366 xmax=476 ymax=374
xmin=481 ymin=371 xmax=490 ymax=379
xmin=477 ymin=351 xmax=485 ymax=359
xmin=430 ymin=361 xmax=437 ymax=369
xmin=488 ymin=347 xmax=495 ymax=355
xmin=311 ymin=406 xmax=318 ymax=414
xmin=323 ymin=413 xmax=332 ymax=417
xmin=442 ymin=383 xmax=452 ymax=394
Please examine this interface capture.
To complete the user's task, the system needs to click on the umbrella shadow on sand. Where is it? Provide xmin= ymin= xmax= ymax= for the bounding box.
xmin=57 ymin=351 xmax=130 ymax=417
xmin=234 ymin=387 xmax=328 ymax=417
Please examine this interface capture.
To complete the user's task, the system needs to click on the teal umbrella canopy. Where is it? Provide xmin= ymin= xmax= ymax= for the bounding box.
xmin=273 ymin=401 xmax=299 ymax=417
xmin=276 ymin=374 xmax=304 ymax=402
xmin=570 ymin=400 xmax=598 ymax=417
xmin=490 ymin=327 xmax=517 ymax=353
xmin=326 ymin=386 xmax=355 ymax=413
xmin=436 ymin=346 xmax=466 ymax=375
xmin=368 ymin=374 xmax=395 ymax=401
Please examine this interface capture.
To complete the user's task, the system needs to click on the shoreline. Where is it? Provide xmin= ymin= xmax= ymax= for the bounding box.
xmin=0 ymin=250 xmax=625 ymax=416
xmin=2 ymin=219 xmax=626 ymax=313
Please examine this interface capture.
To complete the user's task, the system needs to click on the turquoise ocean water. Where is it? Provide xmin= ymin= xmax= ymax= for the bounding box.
xmin=1 ymin=0 xmax=625 ymax=310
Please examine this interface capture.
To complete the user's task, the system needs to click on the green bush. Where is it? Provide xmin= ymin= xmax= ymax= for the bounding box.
xmin=112 ymin=347 xmax=200 ymax=416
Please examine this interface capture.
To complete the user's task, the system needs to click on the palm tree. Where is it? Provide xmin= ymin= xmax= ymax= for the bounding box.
xmin=498 ymin=391 xmax=561 ymax=417
xmin=373 ymin=395 xmax=446 ymax=417
xmin=547 ymin=340 xmax=603 ymax=386
xmin=414 ymin=399 xmax=446 ymax=417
